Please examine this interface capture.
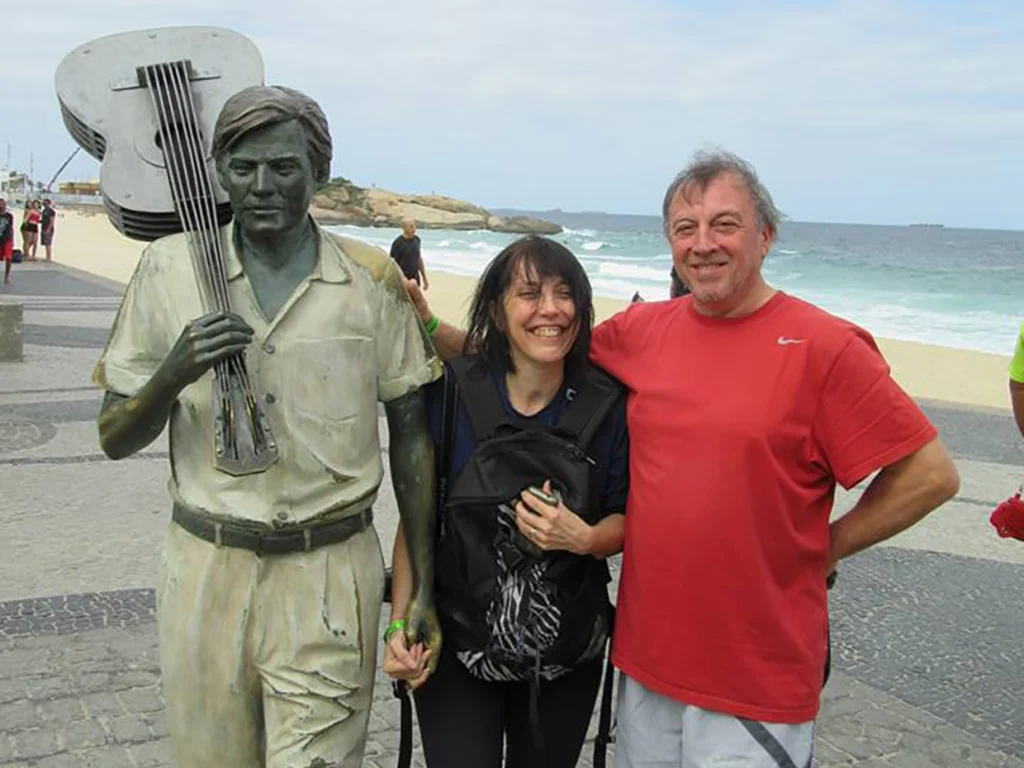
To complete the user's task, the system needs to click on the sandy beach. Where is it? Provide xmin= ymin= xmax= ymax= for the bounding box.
xmin=14 ymin=206 xmax=1013 ymax=412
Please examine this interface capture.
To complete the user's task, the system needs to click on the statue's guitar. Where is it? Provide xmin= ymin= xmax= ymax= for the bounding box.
xmin=56 ymin=27 xmax=278 ymax=476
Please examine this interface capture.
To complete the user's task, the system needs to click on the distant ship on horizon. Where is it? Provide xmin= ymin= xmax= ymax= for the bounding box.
xmin=908 ymin=223 xmax=945 ymax=228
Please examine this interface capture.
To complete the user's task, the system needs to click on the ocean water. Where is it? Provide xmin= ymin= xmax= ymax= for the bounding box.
xmin=326 ymin=220 xmax=1023 ymax=356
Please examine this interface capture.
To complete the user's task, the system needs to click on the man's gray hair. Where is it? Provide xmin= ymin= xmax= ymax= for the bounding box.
xmin=212 ymin=85 xmax=332 ymax=184
xmin=662 ymin=150 xmax=781 ymax=233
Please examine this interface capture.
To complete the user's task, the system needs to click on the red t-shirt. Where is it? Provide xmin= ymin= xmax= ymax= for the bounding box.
xmin=590 ymin=292 xmax=937 ymax=723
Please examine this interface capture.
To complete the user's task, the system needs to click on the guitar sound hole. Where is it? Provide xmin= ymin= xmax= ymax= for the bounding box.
xmin=153 ymin=126 xmax=188 ymax=151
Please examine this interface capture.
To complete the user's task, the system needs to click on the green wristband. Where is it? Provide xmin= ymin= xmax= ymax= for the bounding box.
xmin=424 ymin=315 xmax=441 ymax=336
xmin=384 ymin=618 xmax=406 ymax=644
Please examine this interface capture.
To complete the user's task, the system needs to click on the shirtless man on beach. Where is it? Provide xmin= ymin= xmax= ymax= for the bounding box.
xmin=402 ymin=149 xmax=959 ymax=767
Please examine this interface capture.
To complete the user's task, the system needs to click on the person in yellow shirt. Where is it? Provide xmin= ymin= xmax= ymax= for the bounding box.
xmin=1011 ymin=323 xmax=1024 ymax=436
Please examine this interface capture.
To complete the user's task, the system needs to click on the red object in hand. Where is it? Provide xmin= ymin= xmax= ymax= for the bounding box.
xmin=990 ymin=491 xmax=1024 ymax=541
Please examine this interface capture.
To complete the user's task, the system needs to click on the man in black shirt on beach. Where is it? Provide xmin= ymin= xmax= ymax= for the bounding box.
xmin=40 ymin=199 xmax=56 ymax=261
xmin=389 ymin=219 xmax=429 ymax=288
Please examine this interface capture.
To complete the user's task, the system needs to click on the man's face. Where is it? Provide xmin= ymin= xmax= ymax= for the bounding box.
xmin=217 ymin=120 xmax=316 ymax=238
xmin=666 ymin=172 xmax=773 ymax=317
xmin=403 ymin=222 xmax=416 ymax=238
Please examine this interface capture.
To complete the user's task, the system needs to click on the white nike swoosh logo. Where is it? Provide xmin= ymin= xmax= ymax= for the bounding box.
xmin=777 ymin=337 xmax=807 ymax=345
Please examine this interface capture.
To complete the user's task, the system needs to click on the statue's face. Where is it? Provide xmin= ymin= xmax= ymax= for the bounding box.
xmin=217 ymin=120 xmax=316 ymax=237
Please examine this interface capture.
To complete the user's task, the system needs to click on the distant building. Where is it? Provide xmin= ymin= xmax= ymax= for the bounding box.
xmin=0 ymin=172 xmax=28 ymax=195
xmin=58 ymin=180 xmax=101 ymax=196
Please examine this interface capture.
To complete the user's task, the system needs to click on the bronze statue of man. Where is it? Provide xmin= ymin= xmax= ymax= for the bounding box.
xmin=94 ymin=85 xmax=442 ymax=768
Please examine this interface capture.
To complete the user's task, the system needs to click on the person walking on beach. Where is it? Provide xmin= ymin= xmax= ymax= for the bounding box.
xmin=384 ymin=236 xmax=629 ymax=768
xmin=20 ymin=200 xmax=41 ymax=261
xmin=0 ymin=199 xmax=14 ymax=285
xmin=669 ymin=265 xmax=690 ymax=297
xmin=401 ymin=149 xmax=960 ymax=767
xmin=628 ymin=267 xmax=688 ymax=303
xmin=390 ymin=218 xmax=430 ymax=288
xmin=40 ymin=199 xmax=56 ymax=261
xmin=93 ymin=85 xmax=442 ymax=768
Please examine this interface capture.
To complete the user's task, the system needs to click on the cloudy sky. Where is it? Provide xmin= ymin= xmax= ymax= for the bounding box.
xmin=3 ymin=0 xmax=1022 ymax=229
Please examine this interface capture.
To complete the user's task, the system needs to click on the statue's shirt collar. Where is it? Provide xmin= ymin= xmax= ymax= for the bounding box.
xmin=223 ymin=217 xmax=352 ymax=285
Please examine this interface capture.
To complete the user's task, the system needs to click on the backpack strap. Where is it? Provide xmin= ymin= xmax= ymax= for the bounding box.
xmin=593 ymin=605 xmax=617 ymax=768
xmin=436 ymin=362 xmax=460 ymax=509
xmin=448 ymin=355 xmax=523 ymax=440
xmin=555 ymin=364 xmax=625 ymax=452
xmin=393 ymin=681 xmax=414 ymax=768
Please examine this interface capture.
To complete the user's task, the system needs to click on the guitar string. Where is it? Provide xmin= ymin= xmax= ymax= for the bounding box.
xmin=166 ymin=62 xmax=265 ymax=455
xmin=157 ymin=62 xmax=240 ymax=461
xmin=169 ymin=62 xmax=264 ymax=450
xmin=147 ymin=63 xmax=237 ymax=459
xmin=147 ymin=64 xmax=223 ymax=315
xmin=165 ymin=64 xmax=230 ymax=311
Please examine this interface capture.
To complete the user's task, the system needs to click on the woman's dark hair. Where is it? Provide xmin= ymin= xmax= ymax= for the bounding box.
xmin=465 ymin=236 xmax=593 ymax=375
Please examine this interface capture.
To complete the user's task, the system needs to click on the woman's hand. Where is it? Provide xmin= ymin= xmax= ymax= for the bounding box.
xmin=515 ymin=480 xmax=594 ymax=555
xmin=382 ymin=625 xmax=433 ymax=690
xmin=404 ymin=278 xmax=434 ymax=324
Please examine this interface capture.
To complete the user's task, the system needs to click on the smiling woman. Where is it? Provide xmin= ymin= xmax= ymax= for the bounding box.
xmin=466 ymin=235 xmax=593 ymax=380
xmin=384 ymin=235 xmax=630 ymax=768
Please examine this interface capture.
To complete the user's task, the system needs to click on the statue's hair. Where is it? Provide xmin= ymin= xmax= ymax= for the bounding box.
xmin=662 ymin=149 xmax=781 ymax=234
xmin=212 ymin=85 xmax=332 ymax=183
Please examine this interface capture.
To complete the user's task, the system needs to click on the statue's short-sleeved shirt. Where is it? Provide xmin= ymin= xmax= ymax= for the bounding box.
xmin=94 ymin=222 xmax=442 ymax=525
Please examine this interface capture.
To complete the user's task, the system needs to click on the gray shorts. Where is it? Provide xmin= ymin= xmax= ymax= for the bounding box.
xmin=614 ymin=674 xmax=815 ymax=768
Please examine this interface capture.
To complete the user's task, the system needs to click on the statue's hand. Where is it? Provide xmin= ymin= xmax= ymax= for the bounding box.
xmin=163 ymin=312 xmax=254 ymax=390
xmin=405 ymin=591 xmax=443 ymax=674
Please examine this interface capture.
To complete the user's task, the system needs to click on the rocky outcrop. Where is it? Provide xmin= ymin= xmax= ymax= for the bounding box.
xmin=310 ymin=178 xmax=562 ymax=235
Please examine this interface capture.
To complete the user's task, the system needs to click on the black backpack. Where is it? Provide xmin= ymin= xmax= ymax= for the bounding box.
xmin=434 ymin=355 xmax=625 ymax=682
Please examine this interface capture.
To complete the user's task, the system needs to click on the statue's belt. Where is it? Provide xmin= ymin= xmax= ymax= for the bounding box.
xmin=172 ymin=502 xmax=373 ymax=555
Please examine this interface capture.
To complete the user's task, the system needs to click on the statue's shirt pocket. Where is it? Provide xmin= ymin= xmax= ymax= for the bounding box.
xmin=280 ymin=336 xmax=377 ymax=473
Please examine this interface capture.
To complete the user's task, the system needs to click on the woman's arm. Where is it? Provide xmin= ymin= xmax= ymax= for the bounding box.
xmin=404 ymin=278 xmax=467 ymax=361
xmin=577 ymin=512 xmax=625 ymax=558
xmin=389 ymin=522 xmax=414 ymax=621
xmin=381 ymin=522 xmax=432 ymax=688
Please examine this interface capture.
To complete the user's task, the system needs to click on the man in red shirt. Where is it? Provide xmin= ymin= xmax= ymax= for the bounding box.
xmin=402 ymin=151 xmax=960 ymax=766
xmin=589 ymin=151 xmax=958 ymax=766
